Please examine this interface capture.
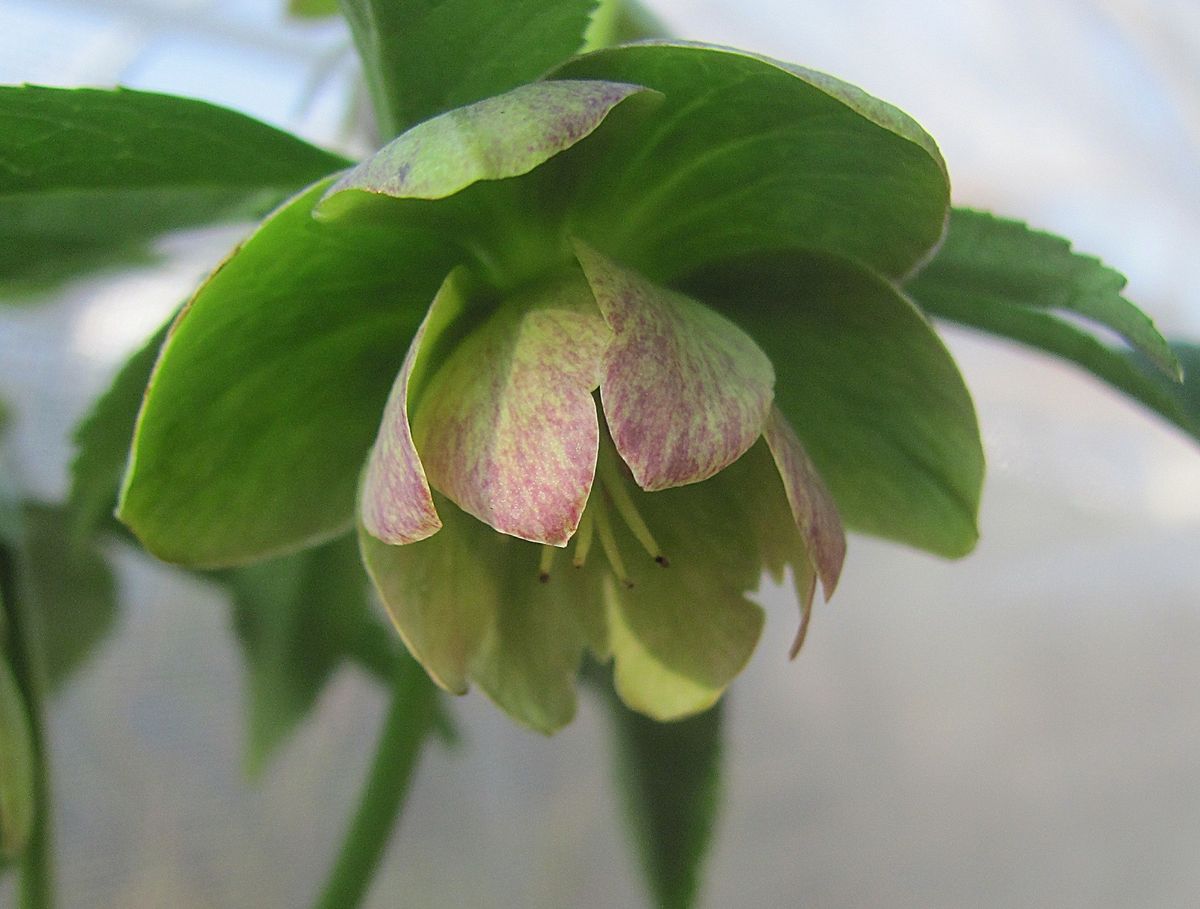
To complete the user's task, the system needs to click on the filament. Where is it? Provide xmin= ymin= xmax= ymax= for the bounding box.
xmin=593 ymin=494 xmax=633 ymax=588
xmin=572 ymin=507 xmax=595 ymax=568
xmin=597 ymin=450 xmax=668 ymax=566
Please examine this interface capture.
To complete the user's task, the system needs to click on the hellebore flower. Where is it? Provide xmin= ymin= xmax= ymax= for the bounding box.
xmin=118 ymin=44 xmax=984 ymax=731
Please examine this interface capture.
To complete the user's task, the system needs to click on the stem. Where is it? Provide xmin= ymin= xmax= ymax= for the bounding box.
xmin=312 ymin=657 xmax=437 ymax=909
xmin=1 ymin=548 xmax=52 ymax=909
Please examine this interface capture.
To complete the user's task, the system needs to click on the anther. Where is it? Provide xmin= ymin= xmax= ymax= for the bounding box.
xmin=538 ymin=544 xmax=556 ymax=583
xmin=598 ymin=452 xmax=668 ymax=567
xmin=593 ymin=494 xmax=633 ymax=588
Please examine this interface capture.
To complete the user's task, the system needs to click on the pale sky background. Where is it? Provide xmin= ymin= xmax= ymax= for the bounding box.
xmin=0 ymin=2 xmax=1197 ymax=907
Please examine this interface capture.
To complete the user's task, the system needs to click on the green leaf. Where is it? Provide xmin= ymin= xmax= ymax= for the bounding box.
xmin=19 ymin=505 xmax=116 ymax=695
xmin=224 ymin=534 xmax=373 ymax=774
xmin=0 ymin=86 xmax=348 ymax=296
xmin=603 ymin=672 xmax=722 ymax=909
xmin=118 ymin=178 xmax=461 ymax=567
xmin=337 ymin=0 xmax=600 ymax=137
xmin=915 ymin=291 xmax=1200 ymax=443
xmin=684 ymin=252 xmax=984 ymax=558
xmin=70 ymin=318 xmax=171 ymax=543
xmin=554 ymin=43 xmax=949 ymax=283
xmin=908 ymin=209 xmax=1180 ymax=378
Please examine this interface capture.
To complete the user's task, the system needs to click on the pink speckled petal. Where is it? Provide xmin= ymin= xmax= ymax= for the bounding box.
xmin=762 ymin=406 xmax=846 ymax=655
xmin=411 ymin=271 xmax=611 ymax=546
xmin=360 ymin=271 xmax=477 ymax=544
xmin=573 ymin=241 xmax=775 ymax=491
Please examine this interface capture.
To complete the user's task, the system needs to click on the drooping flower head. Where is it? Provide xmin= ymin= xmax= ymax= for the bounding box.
xmin=119 ymin=44 xmax=985 ymax=731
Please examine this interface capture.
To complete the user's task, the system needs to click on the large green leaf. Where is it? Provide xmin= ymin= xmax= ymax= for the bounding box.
xmin=553 ymin=43 xmax=949 ymax=283
xmin=118 ymin=179 xmax=460 ymax=567
xmin=0 ymin=86 xmax=347 ymax=296
xmin=908 ymin=209 xmax=1180 ymax=377
xmin=684 ymin=252 xmax=984 ymax=558
xmin=603 ymin=679 xmax=722 ymax=909
xmin=225 ymin=534 xmax=374 ymax=774
xmin=337 ymin=0 xmax=600 ymax=137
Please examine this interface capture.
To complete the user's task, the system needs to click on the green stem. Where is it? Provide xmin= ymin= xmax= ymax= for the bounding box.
xmin=312 ymin=657 xmax=437 ymax=909
xmin=1 ymin=547 xmax=53 ymax=909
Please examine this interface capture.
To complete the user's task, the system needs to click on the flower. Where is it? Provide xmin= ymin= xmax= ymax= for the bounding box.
xmin=119 ymin=44 xmax=983 ymax=732
xmin=354 ymin=238 xmax=845 ymax=730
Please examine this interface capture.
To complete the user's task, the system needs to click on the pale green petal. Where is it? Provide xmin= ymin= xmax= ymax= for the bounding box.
xmin=599 ymin=447 xmax=784 ymax=720
xmin=363 ymin=492 xmax=603 ymax=732
xmin=359 ymin=494 xmax=495 ymax=694
xmin=469 ymin=540 xmax=591 ymax=733
xmin=574 ymin=242 xmax=774 ymax=491
xmin=411 ymin=270 xmax=611 ymax=546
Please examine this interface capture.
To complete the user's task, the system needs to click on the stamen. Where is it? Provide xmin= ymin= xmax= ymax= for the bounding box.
xmin=593 ymin=494 xmax=633 ymax=588
xmin=538 ymin=544 xmax=556 ymax=583
xmin=572 ymin=508 xmax=594 ymax=568
xmin=597 ymin=451 xmax=668 ymax=566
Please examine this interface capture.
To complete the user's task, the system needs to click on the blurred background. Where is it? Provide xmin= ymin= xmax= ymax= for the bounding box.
xmin=1 ymin=0 xmax=1198 ymax=906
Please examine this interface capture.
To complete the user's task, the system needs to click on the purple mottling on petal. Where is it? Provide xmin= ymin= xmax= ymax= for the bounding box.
xmin=763 ymin=406 xmax=846 ymax=625
xmin=414 ymin=275 xmax=611 ymax=546
xmin=574 ymin=242 xmax=775 ymax=491
xmin=360 ymin=295 xmax=444 ymax=545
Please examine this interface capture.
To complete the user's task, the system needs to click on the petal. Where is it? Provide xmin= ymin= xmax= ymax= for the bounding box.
xmin=762 ymin=407 xmax=847 ymax=656
xmin=412 ymin=270 xmax=611 ymax=545
xmin=318 ymin=80 xmax=654 ymax=212
xmin=574 ymin=242 xmax=774 ymax=491
xmin=359 ymin=494 xmax=495 ymax=695
xmin=360 ymin=270 xmax=480 ymax=544
xmin=552 ymin=44 xmax=948 ymax=282
xmin=361 ymin=493 xmax=596 ymax=732
xmin=469 ymin=542 xmax=593 ymax=734
xmin=681 ymin=251 xmax=983 ymax=559
xmin=597 ymin=449 xmax=770 ymax=721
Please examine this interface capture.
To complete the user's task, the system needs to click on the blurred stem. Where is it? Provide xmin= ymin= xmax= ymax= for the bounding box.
xmin=584 ymin=0 xmax=672 ymax=51
xmin=2 ymin=549 xmax=53 ymax=909
xmin=312 ymin=655 xmax=437 ymax=909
